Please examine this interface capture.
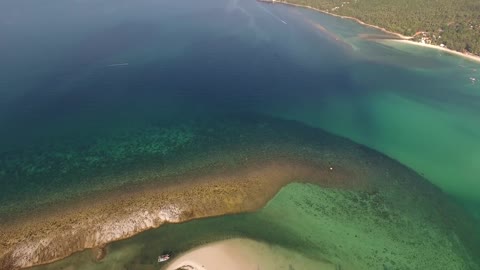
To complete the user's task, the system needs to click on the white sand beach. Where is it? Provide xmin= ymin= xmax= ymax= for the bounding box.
xmin=387 ymin=39 xmax=480 ymax=64
xmin=165 ymin=238 xmax=336 ymax=270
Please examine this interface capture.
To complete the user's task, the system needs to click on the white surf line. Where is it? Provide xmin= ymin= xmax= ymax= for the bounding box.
xmin=107 ymin=63 xmax=129 ymax=67
xmin=256 ymin=2 xmax=287 ymax=24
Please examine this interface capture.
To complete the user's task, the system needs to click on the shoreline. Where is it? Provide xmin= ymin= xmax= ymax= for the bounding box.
xmin=385 ymin=39 xmax=480 ymax=64
xmin=267 ymin=0 xmax=480 ymax=64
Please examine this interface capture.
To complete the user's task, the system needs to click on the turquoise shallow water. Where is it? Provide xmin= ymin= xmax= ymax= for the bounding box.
xmin=31 ymin=182 xmax=479 ymax=269
xmin=1 ymin=0 xmax=480 ymax=268
xmin=258 ymin=5 xmax=480 ymax=205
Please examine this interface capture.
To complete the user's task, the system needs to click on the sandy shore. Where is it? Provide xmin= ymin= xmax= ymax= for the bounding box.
xmin=385 ymin=39 xmax=480 ymax=64
xmin=270 ymin=1 xmax=480 ymax=63
xmin=165 ymin=238 xmax=336 ymax=270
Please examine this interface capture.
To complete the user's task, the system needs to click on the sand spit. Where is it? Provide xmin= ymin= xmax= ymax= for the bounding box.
xmin=166 ymin=238 xmax=336 ymax=270
xmin=0 ymin=158 xmax=358 ymax=270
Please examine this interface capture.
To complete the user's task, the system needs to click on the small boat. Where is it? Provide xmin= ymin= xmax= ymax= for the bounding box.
xmin=158 ymin=254 xmax=171 ymax=262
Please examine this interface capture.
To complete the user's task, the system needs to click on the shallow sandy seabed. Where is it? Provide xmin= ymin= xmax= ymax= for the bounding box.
xmin=26 ymin=181 xmax=480 ymax=270
xmin=1 ymin=120 xmax=480 ymax=269
xmin=0 ymin=156 xmax=354 ymax=269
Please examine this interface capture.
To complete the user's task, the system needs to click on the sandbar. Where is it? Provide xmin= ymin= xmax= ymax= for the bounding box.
xmin=165 ymin=238 xmax=335 ymax=270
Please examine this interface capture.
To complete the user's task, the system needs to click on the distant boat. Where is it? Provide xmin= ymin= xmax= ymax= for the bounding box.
xmin=470 ymin=77 xmax=476 ymax=83
xmin=158 ymin=253 xmax=171 ymax=262
xmin=107 ymin=63 xmax=129 ymax=67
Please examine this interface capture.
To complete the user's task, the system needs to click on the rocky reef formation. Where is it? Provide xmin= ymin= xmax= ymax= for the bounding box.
xmin=0 ymin=158 xmax=352 ymax=269
xmin=1 ymin=116 xmax=479 ymax=269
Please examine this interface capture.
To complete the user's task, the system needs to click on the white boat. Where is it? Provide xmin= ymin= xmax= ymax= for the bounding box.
xmin=158 ymin=254 xmax=171 ymax=262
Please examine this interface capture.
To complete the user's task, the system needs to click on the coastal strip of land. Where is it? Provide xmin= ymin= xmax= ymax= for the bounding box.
xmin=385 ymin=39 xmax=480 ymax=64
xmin=260 ymin=0 xmax=480 ymax=63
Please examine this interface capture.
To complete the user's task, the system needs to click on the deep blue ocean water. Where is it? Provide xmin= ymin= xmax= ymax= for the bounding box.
xmin=1 ymin=0 xmax=479 ymax=214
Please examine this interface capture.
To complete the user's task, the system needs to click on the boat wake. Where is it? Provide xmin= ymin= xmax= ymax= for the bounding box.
xmin=106 ymin=63 xmax=129 ymax=67
xmin=257 ymin=2 xmax=287 ymax=24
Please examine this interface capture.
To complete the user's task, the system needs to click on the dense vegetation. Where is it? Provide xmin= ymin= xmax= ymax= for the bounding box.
xmin=280 ymin=0 xmax=480 ymax=56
